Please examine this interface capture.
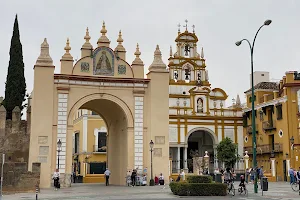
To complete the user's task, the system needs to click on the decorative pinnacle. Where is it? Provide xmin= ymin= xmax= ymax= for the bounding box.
xmin=101 ymin=21 xmax=107 ymax=35
xmin=36 ymin=38 xmax=53 ymax=66
xmin=64 ymin=38 xmax=71 ymax=53
xmin=200 ymin=47 xmax=204 ymax=59
xmin=184 ymin=19 xmax=188 ymax=31
xmin=192 ymin=25 xmax=195 ymax=33
xmin=178 ymin=23 xmax=181 ymax=33
xmin=170 ymin=46 xmax=173 ymax=57
xmin=117 ymin=30 xmax=123 ymax=44
xmin=84 ymin=27 xmax=91 ymax=42
xmin=134 ymin=43 xmax=141 ymax=57
xmin=148 ymin=44 xmax=167 ymax=71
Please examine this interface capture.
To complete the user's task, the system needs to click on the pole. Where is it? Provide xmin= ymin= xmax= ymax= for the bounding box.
xmin=151 ymin=148 xmax=153 ymax=183
xmin=57 ymin=150 xmax=60 ymax=169
xmin=250 ymin=47 xmax=258 ymax=193
xmin=0 ymin=154 xmax=5 ymax=200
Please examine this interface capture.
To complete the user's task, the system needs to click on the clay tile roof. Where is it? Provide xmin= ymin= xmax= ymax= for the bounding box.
xmin=244 ymin=82 xmax=279 ymax=93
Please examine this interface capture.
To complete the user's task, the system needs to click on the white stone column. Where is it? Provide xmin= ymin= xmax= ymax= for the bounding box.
xmin=244 ymin=151 xmax=249 ymax=169
xmin=271 ymin=158 xmax=276 ymax=177
xmin=214 ymin=146 xmax=218 ymax=169
xmin=286 ymin=159 xmax=290 ymax=176
xmin=93 ymin=128 xmax=99 ymax=152
xmin=183 ymin=146 xmax=188 ymax=170
xmin=82 ymin=115 xmax=88 ymax=152
xmin=177 ymin=147 xmax=180 ymax=173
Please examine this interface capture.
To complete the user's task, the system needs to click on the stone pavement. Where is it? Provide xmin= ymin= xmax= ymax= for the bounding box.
xmin=1 ymin=182 xmax=300 ymax=200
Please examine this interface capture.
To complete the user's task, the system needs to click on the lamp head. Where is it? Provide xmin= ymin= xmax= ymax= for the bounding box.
xmin=57 ymin=139 xmax=62 ymax=148
xmin=290 ymin=136 xmax=295 ymax=144
xmin=264 ymin=20 xmax=272 ymax=26
xmin=235 ymin=40 xmax=242 ymax=46
xmin=149 ymin=140 xmax=154 ymax=149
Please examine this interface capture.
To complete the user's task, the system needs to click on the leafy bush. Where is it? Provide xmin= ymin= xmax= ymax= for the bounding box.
xmin=170 ymin=182 xmax=227 ymax=196
xmin=187 ymin=175 xmax=212 ymax=183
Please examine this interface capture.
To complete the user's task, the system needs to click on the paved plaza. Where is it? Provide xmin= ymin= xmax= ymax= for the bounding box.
xmin=2 ymin=182 xmax=300 ymax=200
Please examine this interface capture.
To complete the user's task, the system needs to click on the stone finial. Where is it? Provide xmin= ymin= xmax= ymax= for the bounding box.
xmin=236 ymin=94 xmax=241 ymax=106
xmin=132 ymin=43 xmax=144 ymax=65
xmin=97 ymin=21 xmax=110 ymax=47
xmin=12 ymin=106 xmax=21 ymax=122
xmin=82 ymin=27 xmax=93 ymax=49
xmin=170 ymin=46 xmax=173 ymax=57
xmin=204 ymin=151 xmax=209 ymax=158
xmin=35 ymin=38 xmax=54 ymax=66
xmin=12 ymin=106 xmax=21 ymax=112
xmin=148 ymin=45 xmax=167 ymax=72
xmin=62 ymin=38 xmax=73 ymax=60
xmin=200 ymin=47 xmax=204 ymax=59
xmin=244 ymin=151 xmax=249 ymax=158
xmin=114 ymin=30 xmax=126 ymax=52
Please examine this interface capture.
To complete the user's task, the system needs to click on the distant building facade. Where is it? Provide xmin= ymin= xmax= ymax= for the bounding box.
xmin=243 ymin=71 xmax=300 ymax=181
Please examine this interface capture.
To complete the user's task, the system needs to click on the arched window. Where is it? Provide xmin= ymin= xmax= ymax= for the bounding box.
xmin=197 ymin=98 xmax=204 ymax=113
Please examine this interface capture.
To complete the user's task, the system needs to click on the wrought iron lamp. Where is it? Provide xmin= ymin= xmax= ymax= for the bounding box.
xmin=149 ymin=140 xmax=155 ymax=186
xmin=57 ymin=139 xmax=62 ymax=169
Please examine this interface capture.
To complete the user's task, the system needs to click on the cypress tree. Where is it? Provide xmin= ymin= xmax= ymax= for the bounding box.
xmin=3 ymin=15 xmax=26 ymax=119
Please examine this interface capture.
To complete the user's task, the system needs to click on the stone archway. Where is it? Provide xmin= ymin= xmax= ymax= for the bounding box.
xmin=186 ymin=127 xmax=218 ymax=173
xmin=66 ymin=93 xmax=134 ymax=186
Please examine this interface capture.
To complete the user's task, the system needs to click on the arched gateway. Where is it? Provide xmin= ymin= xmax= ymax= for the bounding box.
xmin=28 ymin=24 xmax=170 ymax=188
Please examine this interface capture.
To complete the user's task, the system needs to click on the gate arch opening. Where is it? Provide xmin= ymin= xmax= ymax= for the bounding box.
xmin=68 ymin=94 xmax=134 ymax=185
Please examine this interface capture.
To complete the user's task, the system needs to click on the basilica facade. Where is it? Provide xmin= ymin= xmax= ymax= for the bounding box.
xmin=167 ymin=24 xmax=244 ymax=174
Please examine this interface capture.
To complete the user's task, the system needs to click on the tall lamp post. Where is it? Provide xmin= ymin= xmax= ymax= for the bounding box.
xmin=290 ymin=136 xmax=295 ymax=167
xmin=149 ymin=140 xmax=155 ymax=186
xmin=57 ymin=139 xmax=62 ymax=170
xmin=236 ymin=19 xmax=272 ymax=193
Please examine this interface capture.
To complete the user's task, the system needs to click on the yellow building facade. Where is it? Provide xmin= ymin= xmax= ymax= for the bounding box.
xmin=73 ymin=109 xmax=107 ymax=183
xmin=168 ymin=22 xmax=244 ymax=176
xmin=243 ymin=71 xmax=300 ymax=182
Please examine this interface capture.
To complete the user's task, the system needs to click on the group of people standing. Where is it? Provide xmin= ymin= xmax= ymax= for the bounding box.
xmin=288 ymin=167 xmax=300 ymax=184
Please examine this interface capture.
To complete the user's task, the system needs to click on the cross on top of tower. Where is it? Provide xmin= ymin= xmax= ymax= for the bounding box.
xmin=192 ymin=25 xmax=195 ymax=33
xmin=183 ymin=19 xmax=188 ymax=31
xmin=178 ymin=23 xmax=181 ymax=32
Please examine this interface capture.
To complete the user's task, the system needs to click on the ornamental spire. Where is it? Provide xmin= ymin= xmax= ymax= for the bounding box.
xmin=62 ymin=38 xmax=73 ymax=60
xmin=35 ymin=38 xmax=53 ymax=66
xmin=201 ymin=47 xmax=204 ymax=59
xmin=82 ymin=27 xmax=93 ymax=49
xmin=170 ymin=46 xmax=173 ymax=57
xmin=115 ymin=30 xmax=125 ymax=52
xmin=148 ymin=45 xmax=167 ymax=72
xmin=97 ymin=21 xmax=110 ymax=47
xmin=132 ymin=43 xmax=143 ymax=65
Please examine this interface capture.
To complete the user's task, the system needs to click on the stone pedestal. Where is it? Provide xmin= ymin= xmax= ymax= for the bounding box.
xmin=192 ymin=157 xmax=203 ymax=175
xmin=270 ymin=158 xmax=276 ymax=177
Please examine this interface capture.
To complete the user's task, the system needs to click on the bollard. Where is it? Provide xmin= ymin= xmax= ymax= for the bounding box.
xmin=35 ymin=185 xmax=39 ymax=200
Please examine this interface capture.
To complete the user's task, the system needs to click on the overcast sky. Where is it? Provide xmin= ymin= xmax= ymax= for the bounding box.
xmin=1 ymin=0 xmax=300 ymax=106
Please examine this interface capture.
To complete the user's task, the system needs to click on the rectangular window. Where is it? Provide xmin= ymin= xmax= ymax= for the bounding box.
xmin=97 ymin=132 xmax=107 ymax=152
xmin=276 ymin=104 xmax=283 ymax=120
xmin=89 ymin=162 xmax=106 ymax=174
xmin=243 ymin=114 xmax=248 ymax=127
xmin=75 ymin=133 xmax=79 ymax=153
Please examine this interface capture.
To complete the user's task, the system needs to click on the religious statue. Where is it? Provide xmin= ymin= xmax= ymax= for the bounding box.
xmin=190 ymin=149 xmax=200 ymax=157
xmin=185 ymin=69 xmax=190 ymax=81
xmin=95 ymin=51 xmax=112 ymax=75
xmin=184 ymin=44 xmax=190 ymax=56
xmin=197 ymin=99 xmax=203 ymax=113
xmin=174 ymin=71 xmax=178 ymax=80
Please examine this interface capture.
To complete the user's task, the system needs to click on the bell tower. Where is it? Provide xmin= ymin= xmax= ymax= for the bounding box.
xmin=169 ymin=20 xmax=209 ymax=87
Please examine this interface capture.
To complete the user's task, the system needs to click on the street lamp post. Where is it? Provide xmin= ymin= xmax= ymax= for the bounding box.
xmin=236 ymin=19 xmax=272 ymax=193
xmin=290 ymin=136 xmax=295 ymax=168
xmin=57 ymin=139 xmax=62 ymax=170
xmin=149 ymin=140 xmax=155 ymax=186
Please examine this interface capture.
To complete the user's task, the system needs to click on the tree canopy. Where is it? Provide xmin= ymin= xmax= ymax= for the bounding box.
xmin=3 ymin=15 xmax=26 ymax=119
xmin=216 ymin=137 xmax=238 ymax=168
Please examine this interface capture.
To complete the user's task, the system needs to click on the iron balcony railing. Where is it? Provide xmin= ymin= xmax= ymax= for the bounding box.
xmin=93 ymin=145 xmax=107 ymax=153
xmin=262 ymin=120 xmax=276 ymax=130
xmin=246 ymin=124 xmax=258 ymax=134
xmin=244 ymin=143 xmax=283 ymax=154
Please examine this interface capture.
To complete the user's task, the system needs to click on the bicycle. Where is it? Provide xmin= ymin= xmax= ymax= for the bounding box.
xmin=238 ymin=184 xmax=248 ymax=196
xmin=291 ymin=180 xmax=300 ymax=192
xmin=225 ymin=180 xmax=235 ymax=196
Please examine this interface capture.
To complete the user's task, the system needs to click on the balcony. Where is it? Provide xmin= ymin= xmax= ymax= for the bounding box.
xmin=262 ymin=120 xmax=276 ymax=131
xmin=93 ymin=145 xmax=107 ymax=153
xmin=245 ymin=124 xmax=258 ymax=134
xmin=244 ymin=143 xmax=283 ymax=154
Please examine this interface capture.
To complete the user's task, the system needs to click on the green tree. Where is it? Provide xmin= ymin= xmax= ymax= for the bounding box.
xmin=3 ymin=15 xmax=27 ymax=119
xmin=216 ymin=137 xmax=238 ymax=168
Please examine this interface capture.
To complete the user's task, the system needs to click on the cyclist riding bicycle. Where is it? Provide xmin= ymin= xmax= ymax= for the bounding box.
xmin=224 ymin=168 xmax=234 ymax=184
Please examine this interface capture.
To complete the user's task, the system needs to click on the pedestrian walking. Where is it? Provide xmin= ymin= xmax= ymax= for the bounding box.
xmin=104 ymin=168 xmax=111 ymax=186
xmin=289 ymin=167 xmax=295 ymax=184
xmin=52 ymin=169 xmax=60 ymax=190
xmin=131 ymin=169 xmax=137 ymax=186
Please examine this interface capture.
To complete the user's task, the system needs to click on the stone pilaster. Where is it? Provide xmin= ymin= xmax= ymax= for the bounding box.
xmin=134 ymin=96 xmax=144 ymax=170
